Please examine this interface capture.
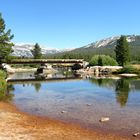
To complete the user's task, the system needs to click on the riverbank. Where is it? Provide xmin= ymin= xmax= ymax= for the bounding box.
xmin=0 ymin=102 xmax=132 ymax=140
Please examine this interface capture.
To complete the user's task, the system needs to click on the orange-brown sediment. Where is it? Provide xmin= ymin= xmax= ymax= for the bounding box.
xmin=0 ymin=102 xmax=132 ymax=140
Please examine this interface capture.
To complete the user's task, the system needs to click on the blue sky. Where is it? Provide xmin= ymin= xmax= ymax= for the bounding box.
xmin=0 ymin=0 xmax=140 ymax=49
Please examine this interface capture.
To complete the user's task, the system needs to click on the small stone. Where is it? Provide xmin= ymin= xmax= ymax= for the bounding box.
xmin=99 ymin=117 xmax=110 ymax=122
xmin=61 ymin=111 xmax=67 ymax=113
xmin=86 ymin=103 xmax=92 ymax=106
xmin=133 ymin=132 xmax=139 ymax=137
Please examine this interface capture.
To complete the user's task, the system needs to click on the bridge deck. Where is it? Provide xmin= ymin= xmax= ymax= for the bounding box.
xmin=7 ymin=59 xmax=84 ymax=64
xmin=7 ymin=77 xmax=82 ymax=83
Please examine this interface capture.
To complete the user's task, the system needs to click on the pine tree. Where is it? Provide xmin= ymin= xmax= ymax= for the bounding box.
xmin=115 ymin=36 xmax=130 ymax=66
xmin=98 ymin=56 xmax=103 ymax=66
xmin=31 ymin=43 xmax=42 ymax=59
xmin=0 ymin=13 xmax=14 ymax=60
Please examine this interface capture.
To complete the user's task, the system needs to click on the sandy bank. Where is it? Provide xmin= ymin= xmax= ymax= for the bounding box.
xmin=0 ymin=102 xmax=132 ymax=140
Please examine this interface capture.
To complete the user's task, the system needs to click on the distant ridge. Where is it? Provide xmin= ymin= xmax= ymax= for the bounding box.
xmin=12 ymin=44 xmax=68 ymax=57
xmin=12 ymin=35 xmax=140 ymax=60
xmin=73 ymin=35 xmax=139 ymax=50
xmin=68 ymin=35 xmax=140 ymax=54
xmin=49 ymin=35 xmax=140 ymax=61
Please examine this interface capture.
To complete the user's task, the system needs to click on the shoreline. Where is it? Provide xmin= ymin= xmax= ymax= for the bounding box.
xmin=0 ymin=102 xmax=133 ymax=140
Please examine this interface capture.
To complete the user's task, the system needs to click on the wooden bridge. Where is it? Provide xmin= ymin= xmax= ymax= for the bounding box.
xmin=7 ymin=76 xmax=82 ymax=83
xmin=7 ymin=59 xmax=84 ymax=65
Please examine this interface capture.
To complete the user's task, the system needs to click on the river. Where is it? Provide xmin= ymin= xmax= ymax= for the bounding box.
xmin=7 ymin=72 xmax=140 ymax=137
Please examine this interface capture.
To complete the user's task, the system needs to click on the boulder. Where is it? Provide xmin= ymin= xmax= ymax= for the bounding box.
xmin=2 ymin=63 xmax=15 ymax=74
xmin=133 ymin=132 xmax=139 ymax=137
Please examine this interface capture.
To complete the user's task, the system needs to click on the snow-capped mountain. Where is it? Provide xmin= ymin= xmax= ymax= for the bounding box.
xmin=12 ymin=44 xmax=61 ymax=57
xmin=82 ymin=35 xmax=137 ymax=49
xmin=67 ymin=35 xmax=140 ymax=59
xmin=11 ymin=35 xmax=140 ymax=57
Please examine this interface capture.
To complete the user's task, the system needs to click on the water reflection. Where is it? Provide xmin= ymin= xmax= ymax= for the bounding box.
xmin=32 ymin=83 xmax=41 ymax=92
xmin=6 ymin=73 xmax=140 ymax=135
xmin=90 ymin=78 xmax=116 ymax=88
xmin=8 ymin=72 xmax=140 ymax=108
xmin=12 ymin=82 xmax=42 ymax=93
xmin=0 ymin=84 xmax=14 ymax=102
xmin=89 ymin=77 xmax=139 ymax=107
xmin=115 ymin=78 xmax=130 ymax=107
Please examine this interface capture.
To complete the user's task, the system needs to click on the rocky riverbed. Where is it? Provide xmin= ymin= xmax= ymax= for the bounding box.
xmin=0 ymin=102 xmax=132 ymax=140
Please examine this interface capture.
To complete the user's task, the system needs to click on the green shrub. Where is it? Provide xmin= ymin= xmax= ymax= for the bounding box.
xmin=0 ymin=79 xmax=7 ymax=94
xmin=0 ymin=70 xmax=7 ymax=94
xmin=115 ymin=66 xmax=140 ymax=74
xmin=0 ymin=92 xmax=14 ymax=102
xmin=89 ymin=55 xmax=118 ymax=66
xmin=0 ymin=70 xmax=6 ymax=78
xmin=5 ymin=55 xmax=17 ymax=62
xmin=0 ymin=70 xmax=14 ymax=102
xmin=130 ymin=61 xmax=140 ymax=64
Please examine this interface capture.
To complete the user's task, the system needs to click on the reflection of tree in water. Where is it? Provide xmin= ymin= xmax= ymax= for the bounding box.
xmin=90 ymin=78 xmax=131 ymax=107
xmin=0 ymin=84 xmax=14 ymax=102
xmin=90 ymin=78 xmax=115 ymax=88
xmin=7 ymin=84 xmax=15 ymax=93
xmin=97 ymin=79 xmax=104 ymax=86
xmin=115 ymin=78 xmax=130 ymax=107
xmin=32 ymin=83 xmax=41 ymax=92
xmin=130 ymin=80 xmax=140 ymax=90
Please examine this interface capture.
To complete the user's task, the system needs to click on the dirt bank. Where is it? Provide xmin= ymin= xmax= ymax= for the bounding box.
xmin=0 ymin=102 xmax=131 ymax=140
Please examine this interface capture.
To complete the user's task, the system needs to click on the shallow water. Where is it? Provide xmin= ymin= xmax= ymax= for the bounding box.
xmin=8 ymin=72 xmax=140 ymax=136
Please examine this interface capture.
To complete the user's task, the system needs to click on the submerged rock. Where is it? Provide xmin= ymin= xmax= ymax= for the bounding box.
xmin=86 ymin=103 xmax=92 ymax=106
xmin=61 ymin=111 xmax=67 ymax=113
xmin=133 ymin=132 xmax=139 ymax=137
xmin=99 ymin=117 xmax=110 ymax=122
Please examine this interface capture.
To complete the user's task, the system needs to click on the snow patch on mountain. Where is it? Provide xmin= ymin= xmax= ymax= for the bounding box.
xmin=84 ymin=35 xmax=136 ymax=49
xmin=11 ymin=44 xmax=73 ymax=57
xmin=126 ymin=36 xmax=136 ymax=42
xmin=12 ymin=44 xmax=61 ymax=57
xmin=94 ymin=36 xmax=120 ymax=48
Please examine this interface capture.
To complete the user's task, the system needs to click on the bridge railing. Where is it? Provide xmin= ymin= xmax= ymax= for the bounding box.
xmin=6 ymin=59 xmax=84 ymax=64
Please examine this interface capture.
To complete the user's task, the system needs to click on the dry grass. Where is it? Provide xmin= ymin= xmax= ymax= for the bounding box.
xmin=131 ymin=64 xmax=140 ymax=70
